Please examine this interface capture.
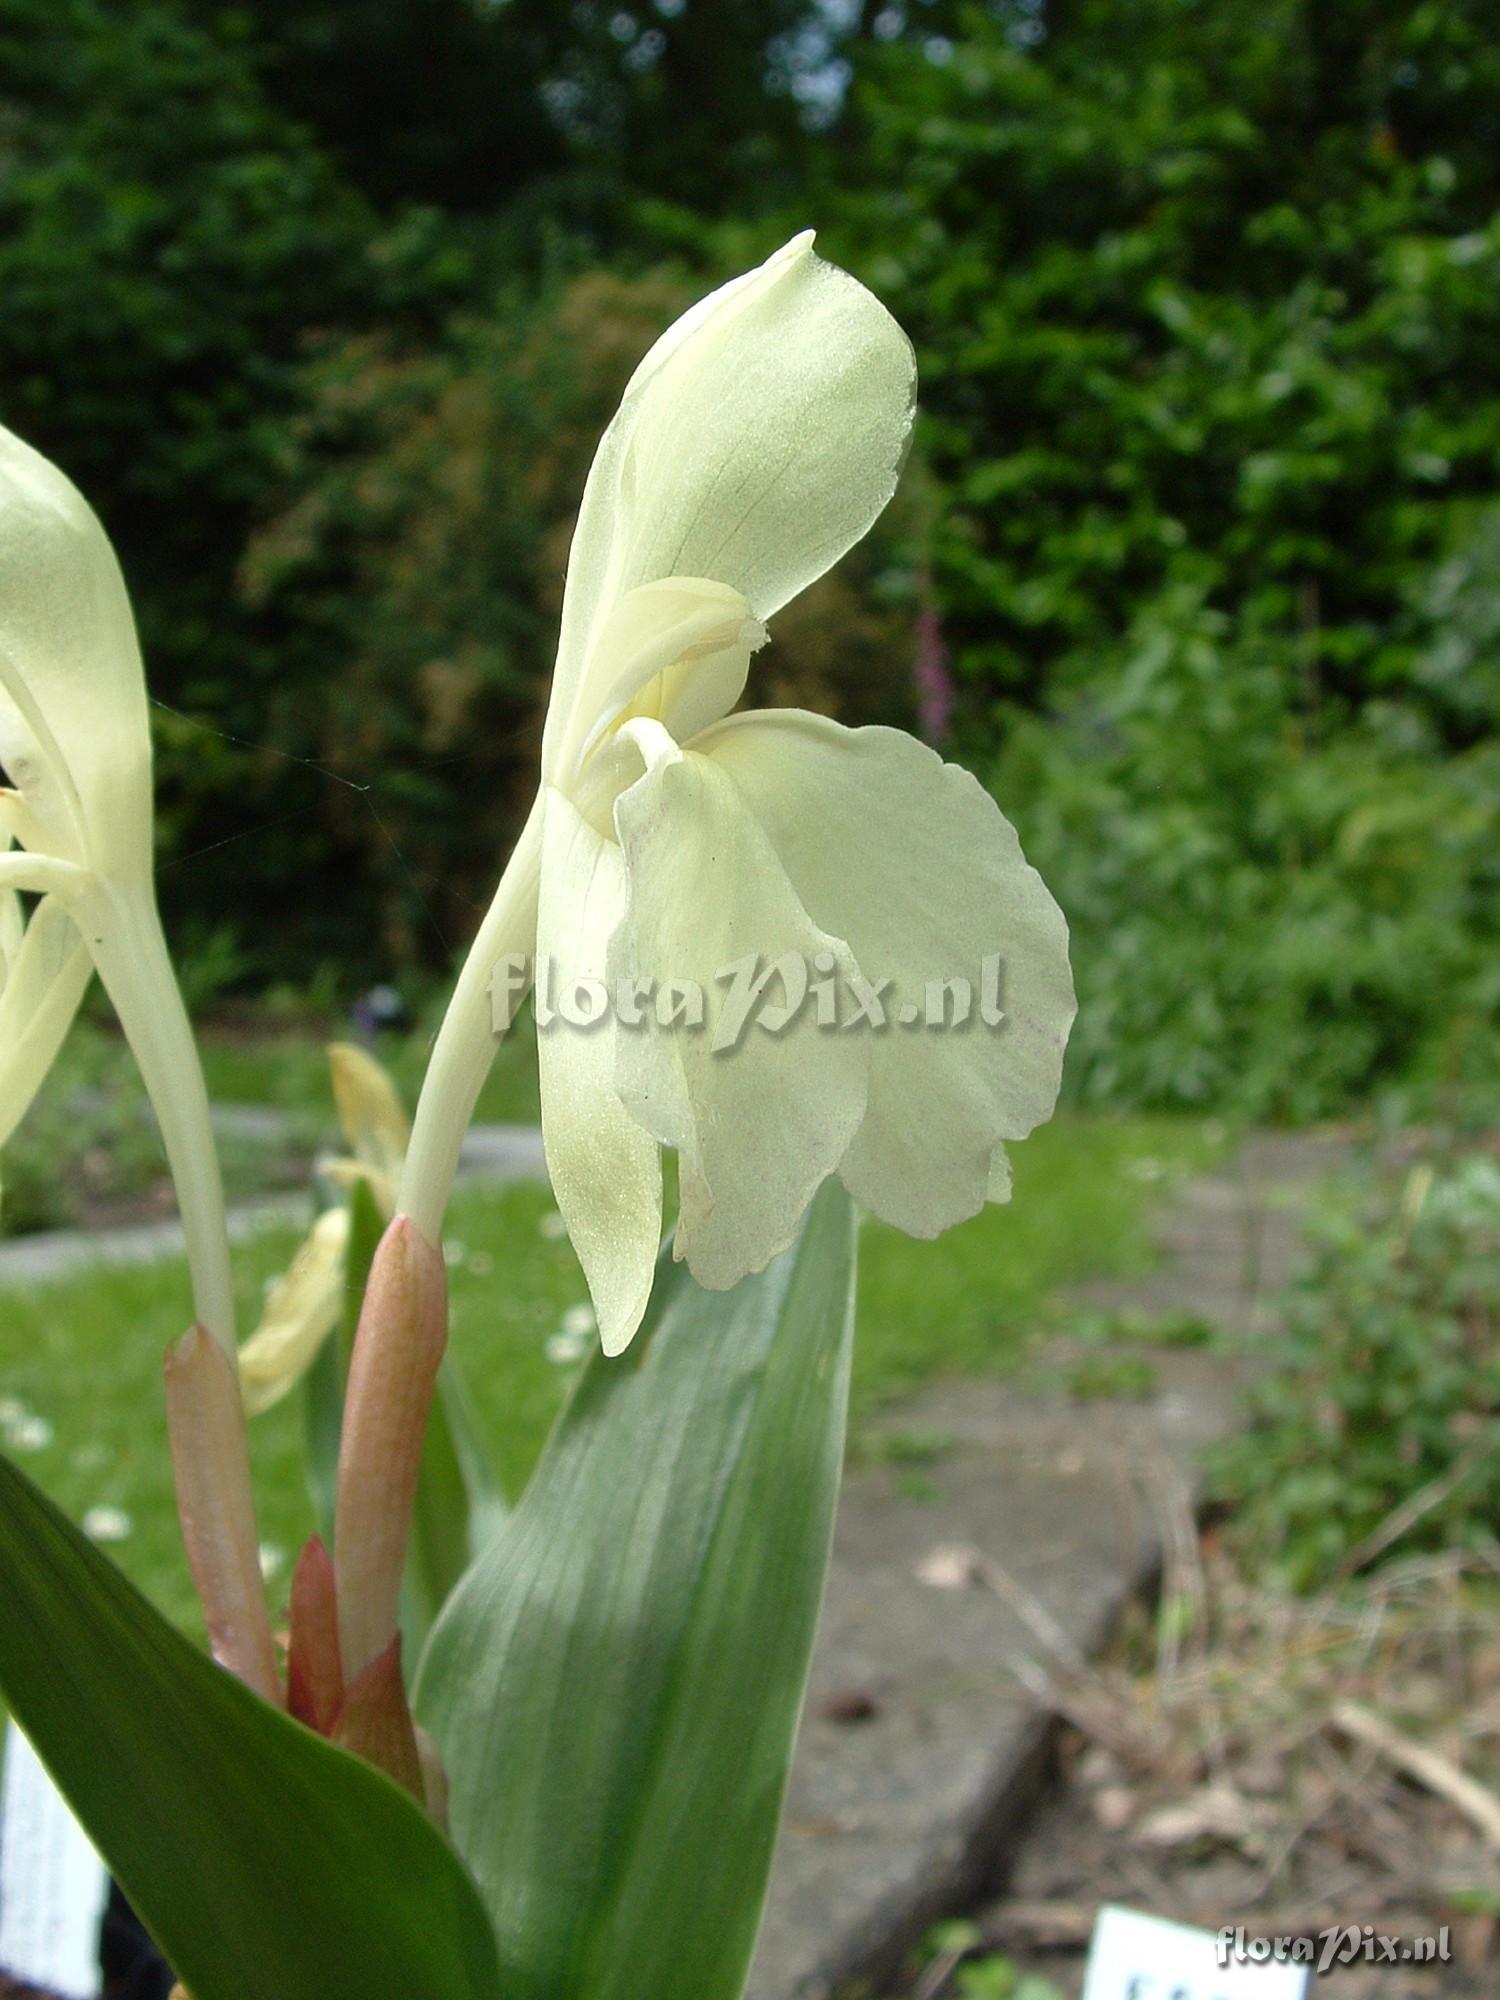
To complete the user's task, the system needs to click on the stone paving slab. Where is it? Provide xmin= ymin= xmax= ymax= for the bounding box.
xmin=748 ymin=1134 xmax=1345 ymax=2000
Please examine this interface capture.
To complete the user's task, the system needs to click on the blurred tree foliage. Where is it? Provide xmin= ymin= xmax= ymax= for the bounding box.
xmin=792 ymin=0 xmax=1500 ymax=1116
xmin=184 ymin=0 xmax=818 ymax=215
xmin=2 ymin=0 xmax=1498 ymax=1117
xmin=829 ymin=0 xmax=1500 ymax=716
xmin=0 ymin=0 xmax=468 ymax=954
xmin=240 ymin=268 xmax=918 ymax=959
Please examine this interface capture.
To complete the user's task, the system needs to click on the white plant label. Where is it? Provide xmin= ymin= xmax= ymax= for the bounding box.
xmin=1082 ymin=1905 xmax=1309 ymax=2000
xmin=0 ymin=1722 xmax=108 ymax=2000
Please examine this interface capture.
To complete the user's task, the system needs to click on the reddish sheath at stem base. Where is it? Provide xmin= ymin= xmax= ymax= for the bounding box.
xmin=286 ymin=1536 xmax=343 ymax=1735
xmin=333 ymin=1213 xmax=449 ymax=1683
xmin=285 ymin=1532 xmax=447 ymax=1820
xmin=164 ymin=1326 xmax=281 ymax=1708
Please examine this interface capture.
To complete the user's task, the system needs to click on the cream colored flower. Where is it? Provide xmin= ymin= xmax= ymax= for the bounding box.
xmin=238 ymin=1044 xmax=409 ymax=1415
xmin=0 ymin=427 xmax=234 ymax=1342
xmin=0 ymin=841 xmax=91 ymax=1196
xmin=402 ymin=232 xmax=1075 ymax=1357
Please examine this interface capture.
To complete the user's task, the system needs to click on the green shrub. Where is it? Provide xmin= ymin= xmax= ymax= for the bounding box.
xmin=239 ymin=266 xmax=919 ymax=963
xmin=826 ymin=0 xmax=1500 ymax=719
xmin=1213 ymin=1149 xmax=1500 ymax=1589
xmin=734 ymin=0 xmax=1500 ymax=1119
xmin=988 ymin=581 xmax=1500 ymax=1119
xmin=0 ymin=0 xmax=458 ymax=969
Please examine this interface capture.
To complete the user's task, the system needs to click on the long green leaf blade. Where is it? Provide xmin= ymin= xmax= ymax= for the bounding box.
xmin=304 ymin=1173 xmax=386 ymax=1539
xmin=0 ymin=1452 xmax=501 ymax=2000
xmin=406 ymin=1353 xmax=508 ymax=1642
xmin=416 ymin=1180 xmax=856 ymax=2000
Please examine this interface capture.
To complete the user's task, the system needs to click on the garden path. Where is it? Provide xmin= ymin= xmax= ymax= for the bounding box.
xmin=749 ymin=1132 xmax=1347 ymax=2000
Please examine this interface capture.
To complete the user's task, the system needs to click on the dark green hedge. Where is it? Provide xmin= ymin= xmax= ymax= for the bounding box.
xmin=4 ymin=0 xmax=1497 ymax=1117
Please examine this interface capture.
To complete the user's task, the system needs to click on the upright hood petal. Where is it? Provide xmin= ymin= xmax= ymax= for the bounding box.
xmin=541 ymin=232 xmax=915 ymax=782
xmin=0 ymin=426 xmax=154 ymax=880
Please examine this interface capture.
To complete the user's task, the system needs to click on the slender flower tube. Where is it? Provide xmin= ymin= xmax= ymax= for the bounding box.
xmin=401 ymin=232 xmax=1076 ymax=1358
xmin=0 ymin=428 xmax=277 ymax=1695
xmin=400 ymin=799 xmax=542 ymax=1234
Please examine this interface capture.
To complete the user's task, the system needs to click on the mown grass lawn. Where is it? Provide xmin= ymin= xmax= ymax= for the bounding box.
xmin=0 ymin=1112 xmax=1219 ymax=1636
xmin=196 ymin=1015 xmax=542 ymax=1128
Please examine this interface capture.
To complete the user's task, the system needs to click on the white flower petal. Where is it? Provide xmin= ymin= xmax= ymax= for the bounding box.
xmin=321 ymin=1156 xmax=399 ymax=1220
xmin=1 ymin=435 xmax=236 ymax=1347
xmin=0 ymin=426 xmax=154 ymax=876
xmin=700 ymin=712 xmax=1075 ymax=1236
xmin=536 ymin=785 xmax=662 ymax=1355
xmin=327 ymin=1042 xmax=410 ymax=1187
xmin=237 ymin=1205 xmax=351 ymax=1416
xmin=0 ymin=849 xmax=88 ymax=901
xmin=0 ymin=894 xmax=91 ymax=1150
xmin=610 ymin=738 xmax=868 ymax=1291
xmin=542 ymin=233 xmax=915 ymax=779
xmin=567 ymin=576 xmax=765 ymax=786
xmin=0 ymin=854 xmax=20 ymax=967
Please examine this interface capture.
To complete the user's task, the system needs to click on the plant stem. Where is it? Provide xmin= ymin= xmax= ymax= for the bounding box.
xmin=90 ymin=884 xmax=237 ymax=1348
xmin=399 ymin=793 xmax=544 ymax=1239
xmin=90 ymin=881 xmax=282 ymax=1698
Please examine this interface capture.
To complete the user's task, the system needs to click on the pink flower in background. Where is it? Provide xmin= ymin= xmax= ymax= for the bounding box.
xmin=913 ymin=603 xmax=955 ymax=745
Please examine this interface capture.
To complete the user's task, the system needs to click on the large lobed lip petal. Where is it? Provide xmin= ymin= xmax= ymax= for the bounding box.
xmin=698 ymin=711 xmax=1076 ymax=1239
xmin=544 ymin=706 xmax=1073 ymax=1350
xmin=541 ymin=232 xmax=916 ymax=783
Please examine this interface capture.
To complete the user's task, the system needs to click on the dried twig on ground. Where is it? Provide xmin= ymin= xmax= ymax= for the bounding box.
xmin=1330 ymin=1699 xmax=1500 ymax=1848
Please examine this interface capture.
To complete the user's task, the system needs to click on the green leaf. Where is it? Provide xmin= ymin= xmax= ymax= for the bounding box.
xmin=341 ymin=1175 xmax=388 ymax=1364
xmin=302 ymin=1329 xmax=343 ymax=1544
xmin=305 ymin=1174 xmax=387 ymax=1539
xmin=406 ymin=1352 xmax=509 ymax=1645
xmin=0 ymin=1451 xmax=501 ymax=2000
xmin=416 ymin=1180 xmax=856 ymax=2000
